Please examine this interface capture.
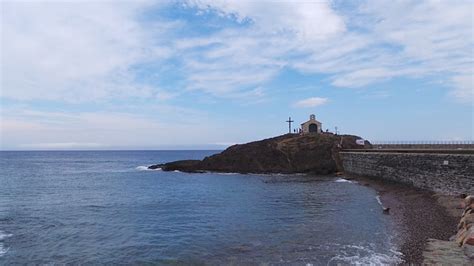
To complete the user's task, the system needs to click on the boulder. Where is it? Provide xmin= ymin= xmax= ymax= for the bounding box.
xmin=462 ymin=227 xmax=474 ymax=246
xmin=458 ymin=213 xmax=474 ymax=230
xmin=462 ymin=195 xmax=474 ymax=209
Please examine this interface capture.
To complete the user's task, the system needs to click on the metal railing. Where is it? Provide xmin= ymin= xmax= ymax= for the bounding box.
xmin=371 ymin=140 xmax=473 ymax=145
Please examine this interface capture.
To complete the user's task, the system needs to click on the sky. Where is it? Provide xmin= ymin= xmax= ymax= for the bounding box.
xmin=1 ymin=0 xmax=473 ymax=150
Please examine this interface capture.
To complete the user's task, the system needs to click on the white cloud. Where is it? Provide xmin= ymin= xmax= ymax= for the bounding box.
xmin=1 ymin=1 xmax=173 ymax=102
xmin=293 ymin=97 xmax=328 ymax=108
xmin=180 ymin=0 xmax=473 ymax=103
xmin=186 ymin=0 xmax=345 ymax=40
xmin=1 ymin=0 xmax=473 ymax=149
xmin=176 ymin=0 xmax=346 ymax=97
xmin=3 ymin=0 xmax=471 ymax=104
xmin=295 ymin=0 xmax=474 ymax=101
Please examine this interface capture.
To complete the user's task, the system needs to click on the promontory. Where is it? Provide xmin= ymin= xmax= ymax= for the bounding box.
xmin=148 ymin=133 xmax=370 ymax=174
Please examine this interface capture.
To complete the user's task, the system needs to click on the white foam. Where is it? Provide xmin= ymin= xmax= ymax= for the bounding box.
xmin=334 ymin=178 xmax=354 ymax=183
xmin=329 ymin=244 xmax=403 ymax=265
xmin=0 ymin=231 xmax=12 ymax=257
xmin=0 ymin=232 xmax=12 ymax=241
xmin=136 ymin=166 xmax=161 ymax=171
xmin=376 ymin=195 xmax=383 ymax=206
xmin=215 ymin=172 xmax=239 ymax=175
xmin=0 ymin=244 xmax=9 ymax=257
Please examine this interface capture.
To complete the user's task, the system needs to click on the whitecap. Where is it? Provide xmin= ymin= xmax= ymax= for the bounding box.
xmin=0 ymin=232 xmax=12 ymax=241
xmin=136 ymin=166 xmax=161 ymax=171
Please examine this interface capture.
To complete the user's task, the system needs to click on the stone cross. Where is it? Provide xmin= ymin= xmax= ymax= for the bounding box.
xmin=286 ymin=117 xmax=294 ymax=134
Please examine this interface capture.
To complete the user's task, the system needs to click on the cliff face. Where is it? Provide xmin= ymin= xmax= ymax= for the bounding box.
xmin=149 ymin=133 xmax=370 ymax=174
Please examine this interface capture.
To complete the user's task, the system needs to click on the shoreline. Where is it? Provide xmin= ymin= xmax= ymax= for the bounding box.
xmin=345 ymin=175 xmax=461 ymax=264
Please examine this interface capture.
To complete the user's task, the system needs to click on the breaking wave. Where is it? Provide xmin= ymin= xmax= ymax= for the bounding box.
xmin=334 ymin=178 xmax=355 ymax=183
xmin=376 ymin=195 xmax=383 ymax=206
xmin=329 ymin=244 xmax=403 ymax=265
xmin=136 ymin=166 xmax=161 ymax=171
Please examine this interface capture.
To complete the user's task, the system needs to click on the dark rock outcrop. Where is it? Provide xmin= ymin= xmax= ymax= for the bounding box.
xmin=149 ymin=133 xmax=370 ymax=174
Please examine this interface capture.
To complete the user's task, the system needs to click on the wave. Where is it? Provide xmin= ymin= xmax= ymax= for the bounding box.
xmin=214 ymin=172 xmax=239 ymax=175
xmin=0 ymin=231 xmax=12 ymax=257
xmin=0 ymin=232 xmax=12 ymax=241
xmin=0 ymin=244 xmax=8 ymax=257
xmin=376 ymin=195 xmax=383 ymax=206
xmin=334 ymin=178 xmax=355 ymax=183
xmin=136 ymin=166 xmax=161 ymax=171
xmin=329 ymin=244 xmax=403 ymax=265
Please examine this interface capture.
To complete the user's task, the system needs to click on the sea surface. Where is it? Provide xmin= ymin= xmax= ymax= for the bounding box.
xmin=0 ymin=151 xmax=403 ymax=264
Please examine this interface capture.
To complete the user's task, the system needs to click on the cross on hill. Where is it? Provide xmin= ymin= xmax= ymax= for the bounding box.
xmin=286 ymin=117 xmax=294 ymax=134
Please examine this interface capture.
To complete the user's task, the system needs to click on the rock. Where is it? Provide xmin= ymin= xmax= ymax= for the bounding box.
xmin=148 ymin=133 xmax=370 ymax=174
xmin=462 ymin=195 xmax=474 ymax=208
xmin=457 ymin=226 xmax=470 ymax=246
xmin=160 ymin=160 xmax=202 ymax=172
xmin=463 ymin=227 xmax=474 ymax=246
xmin=459 ymin=213 xmax=474 ymax=230
xmin=462 ymin=208 xmax=473 ymax=218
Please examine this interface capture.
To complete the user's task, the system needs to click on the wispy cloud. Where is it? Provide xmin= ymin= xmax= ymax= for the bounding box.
xmin=2 ymin=0 xmax=472 ymax=103
xmin=293 ymin=97 xmax=328 ymax=108
xmin=1 ymin=0 xmax=472 ymax=148
xmin=1 ymin=1 xmax=173 ymax=102
xmin=179 ymin=0 xmax=473 ymax=102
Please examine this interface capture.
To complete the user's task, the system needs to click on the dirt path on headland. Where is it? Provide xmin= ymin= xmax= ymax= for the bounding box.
xmin=347 ymin=176 xmax=461 ymax=264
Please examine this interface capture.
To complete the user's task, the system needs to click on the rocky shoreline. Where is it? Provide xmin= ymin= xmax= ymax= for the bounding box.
xmin=352 ymin=175 xmax=473 ymax=264
xmin=149 ymin=133 xmax=370 ymax=174
xmin=422 ymin=195 xmax=474 ymax=264
xmin=344 ymin=176 xmax=459 ymax=264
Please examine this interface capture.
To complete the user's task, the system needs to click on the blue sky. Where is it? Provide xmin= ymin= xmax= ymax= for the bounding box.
xmin=1 ymin=0 xmax=473 ymax=150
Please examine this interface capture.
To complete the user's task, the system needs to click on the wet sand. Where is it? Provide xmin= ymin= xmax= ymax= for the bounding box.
xmin=347 ymin=176 xmax=461 ymax=264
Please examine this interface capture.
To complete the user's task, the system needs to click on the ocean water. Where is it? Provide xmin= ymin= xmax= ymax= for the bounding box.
xmin=0 ymin=151 xmax=402 ymax=264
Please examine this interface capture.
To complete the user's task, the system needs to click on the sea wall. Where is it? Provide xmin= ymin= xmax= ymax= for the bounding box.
xmin=372 ymin=143 xmax=473 ymax=150
xmin=340 ymin=151 xmax=474 ymax=194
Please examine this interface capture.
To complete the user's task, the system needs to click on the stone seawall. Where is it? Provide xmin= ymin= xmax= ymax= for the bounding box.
xmin=340 ymin=151 xmax=474 ymax=194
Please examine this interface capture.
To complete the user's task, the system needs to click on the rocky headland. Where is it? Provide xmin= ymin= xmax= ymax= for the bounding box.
xmin=148 ymin=133 xmax=370 ymax=174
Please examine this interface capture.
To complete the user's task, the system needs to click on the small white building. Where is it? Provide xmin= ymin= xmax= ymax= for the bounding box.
xmin=301 ymin=114 xmax=322 ymax=134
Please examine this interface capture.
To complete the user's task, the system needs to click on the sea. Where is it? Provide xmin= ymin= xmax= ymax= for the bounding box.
xmin=0 ymin=150 xmax=403 ymax=264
